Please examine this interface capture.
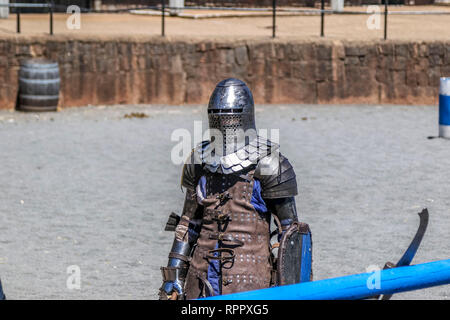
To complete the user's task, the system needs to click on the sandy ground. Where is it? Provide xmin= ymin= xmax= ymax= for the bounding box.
xmin=0 ymin=6 xmax=449 ymax=40
xmin=0 ymin=103 xmax=449 ymax=300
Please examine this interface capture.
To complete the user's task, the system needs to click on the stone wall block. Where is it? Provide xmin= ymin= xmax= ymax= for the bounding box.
xmin=234 ymin=46 xmax=249 ymax=66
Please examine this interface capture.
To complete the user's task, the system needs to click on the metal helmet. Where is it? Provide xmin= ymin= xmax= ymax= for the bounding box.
xmin=207 ymin=78 xmax=257 ymax=156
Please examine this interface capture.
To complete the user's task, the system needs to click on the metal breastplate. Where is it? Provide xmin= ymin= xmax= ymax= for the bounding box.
xmin=184 ymin=170 xmax=272 ymax=299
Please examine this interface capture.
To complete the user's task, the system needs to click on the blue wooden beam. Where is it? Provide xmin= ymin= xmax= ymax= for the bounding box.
xmin=203 ymin=259 xmax=450 ymax=300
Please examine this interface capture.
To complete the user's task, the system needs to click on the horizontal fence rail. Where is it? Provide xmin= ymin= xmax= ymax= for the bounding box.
xmin=0 ymin=3 xmax=52 ymax=8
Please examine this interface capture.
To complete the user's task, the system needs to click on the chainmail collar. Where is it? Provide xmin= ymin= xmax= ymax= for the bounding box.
xmin=193 ymin=136 xmax=279 ymax=174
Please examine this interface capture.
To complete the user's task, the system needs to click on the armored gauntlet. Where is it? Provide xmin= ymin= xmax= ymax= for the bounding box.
xmin=159 ymin=239 xmax=191 ymax=300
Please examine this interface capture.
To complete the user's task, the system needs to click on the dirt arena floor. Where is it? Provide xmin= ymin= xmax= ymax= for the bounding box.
xmin=0 ymin=103 xmax=449 ymax=300
xmin=0 ymin=6 xmax=449 ymax=40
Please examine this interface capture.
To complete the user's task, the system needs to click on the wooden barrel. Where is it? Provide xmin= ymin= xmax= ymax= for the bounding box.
xmin=18 ymin=59 xmax=60 ymax=112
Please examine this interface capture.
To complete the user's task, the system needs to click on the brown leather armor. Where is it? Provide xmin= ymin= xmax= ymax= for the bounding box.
xmin=184 ymin=170 xmax=272 ymax=299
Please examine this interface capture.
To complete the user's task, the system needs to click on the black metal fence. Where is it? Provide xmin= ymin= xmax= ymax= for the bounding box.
xmin=1 ymin=1 xmax=450 ymax=40
xmin=0 ymin=2 xmax=54 ymax=34
xmin=121 ymin=1 xmax=450 ymax=40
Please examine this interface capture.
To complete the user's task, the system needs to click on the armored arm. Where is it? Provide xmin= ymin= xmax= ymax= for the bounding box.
xmin=255 ymin=153 xmax=313 ymax=284
xmin=159 ymin=161 xmax=203 ymax=300
xmin=266 ymin=197 xmax=299 ymax=237
xmin=255 ymin=154 xmax=299 ymax=232
xmin=159 ymin=189 xmax=201 ymax=300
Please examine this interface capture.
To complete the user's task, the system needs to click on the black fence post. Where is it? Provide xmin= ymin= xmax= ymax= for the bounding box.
xmin=49 ymin=2 xmax=54 ymax=36
xmin=272 ymin=0 xmax=277 ymax=38
xmin=161 ymin=0 xmax=165 ymax=37
xmin=17 ymin=8 xmax=21 ymax=34
xmin=384 ymin=0 xmax=388 ymax=40
xmin=320 ymin=0 xmax=325 ymax=37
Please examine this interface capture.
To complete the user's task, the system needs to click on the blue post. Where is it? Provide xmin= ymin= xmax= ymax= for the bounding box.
xmin=202 ymin=259 xmax=450 ymax=300
xmin=439 ymin=77 xmax=450 ymax=139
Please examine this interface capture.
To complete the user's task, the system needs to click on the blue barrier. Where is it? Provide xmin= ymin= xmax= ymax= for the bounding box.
xmin=203 ymin=259 xmax=450 ymax=300
xmin=439 ymin=77 xmax=450 ymax=139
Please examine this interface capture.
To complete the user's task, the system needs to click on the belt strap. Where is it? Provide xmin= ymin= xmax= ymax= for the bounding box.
xmin=203 ymin=248 xmax=236 ymax=263
xmin=196 ymin=275 xmax=215 ymax=298
xmin=209 ymin=232 xmax=244 ymax=247
xmin=168 ymin=252 xmax=191 ymax=263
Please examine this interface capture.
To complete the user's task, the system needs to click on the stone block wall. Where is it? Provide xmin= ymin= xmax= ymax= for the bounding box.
xmin=0 ymin=36 xmax=449 ymax=109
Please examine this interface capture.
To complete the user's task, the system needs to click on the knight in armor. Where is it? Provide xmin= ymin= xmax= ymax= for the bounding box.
xmin=159 ymin=78 xmax=312 ymax=300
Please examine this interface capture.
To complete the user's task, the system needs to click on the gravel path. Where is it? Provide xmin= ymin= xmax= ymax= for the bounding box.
xmin=0 ymin=104 xmax=448 ymax=300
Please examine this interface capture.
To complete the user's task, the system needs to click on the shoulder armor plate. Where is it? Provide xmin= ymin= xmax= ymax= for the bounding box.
xmin=254 ymin=154 xmax=298 ymax=199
